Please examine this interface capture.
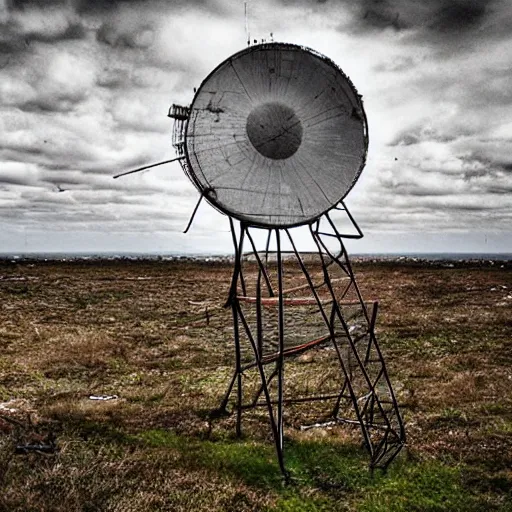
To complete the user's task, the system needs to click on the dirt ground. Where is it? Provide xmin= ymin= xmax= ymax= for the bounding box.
xmin=0 ymin=258 xmax=511 ymax=511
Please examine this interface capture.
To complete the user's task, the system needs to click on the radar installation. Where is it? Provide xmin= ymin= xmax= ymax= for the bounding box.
xmin=166 ymin=43 xmax=406 ymax=478
xmin=115 ymin=39 xmax=407 ymax=479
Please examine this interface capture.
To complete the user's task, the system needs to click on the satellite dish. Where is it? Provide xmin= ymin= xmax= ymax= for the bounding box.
xmin=165 ymin=43 xmax=405 ymax=478
xmin=183 ymin=43 xmax=368 ymax=228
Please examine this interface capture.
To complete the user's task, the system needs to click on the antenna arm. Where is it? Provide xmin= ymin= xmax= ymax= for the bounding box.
xmin=113 ymin=156 xmax=185 ymax=179
xmin=183 ymin=187 xmax=214 ymax=233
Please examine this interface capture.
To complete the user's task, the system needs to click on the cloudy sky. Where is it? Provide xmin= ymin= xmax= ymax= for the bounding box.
xmin=1 ymin=0 xmax=511 ymax=255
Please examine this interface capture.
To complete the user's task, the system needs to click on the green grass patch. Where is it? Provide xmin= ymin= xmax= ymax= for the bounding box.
xmin=137 ymin=430 xmax=508 ymax=511
xmin=358 ymin=463 xmax=489 ymax=512
xmin=139 ymin=429 xmax=283 ymax=487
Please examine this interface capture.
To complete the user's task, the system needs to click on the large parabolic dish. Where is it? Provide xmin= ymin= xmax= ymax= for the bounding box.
xmin=185 ymin=43 xmax=368 ymax=228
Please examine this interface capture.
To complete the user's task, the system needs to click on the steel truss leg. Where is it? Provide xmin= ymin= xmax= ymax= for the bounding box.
xmin=215 ymin=215 xmax=405 ymax=477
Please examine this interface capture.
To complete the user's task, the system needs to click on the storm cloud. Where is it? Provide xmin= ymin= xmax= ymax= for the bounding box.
xmin=0 ymin=0 xmax=511 ymax=253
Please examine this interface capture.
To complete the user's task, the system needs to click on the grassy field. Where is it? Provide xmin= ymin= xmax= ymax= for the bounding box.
xmin=0 ymin=259 xmax=511 ymax=511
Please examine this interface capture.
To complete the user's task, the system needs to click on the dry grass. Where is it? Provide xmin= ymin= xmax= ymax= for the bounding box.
xmin=0 ymin=259 xmax=511 ymax=511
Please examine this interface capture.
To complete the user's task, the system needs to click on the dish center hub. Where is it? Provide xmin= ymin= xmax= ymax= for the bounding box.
xmin=246 ymin=102 xmax=303 ymax=160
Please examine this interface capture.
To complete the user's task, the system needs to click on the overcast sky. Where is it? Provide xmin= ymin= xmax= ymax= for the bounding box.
xmin=0 ymin=0 xmax=511 ymax=255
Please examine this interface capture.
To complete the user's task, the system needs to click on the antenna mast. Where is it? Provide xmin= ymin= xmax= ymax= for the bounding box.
xmin=245 ymin=1 xmax=250 ymax=46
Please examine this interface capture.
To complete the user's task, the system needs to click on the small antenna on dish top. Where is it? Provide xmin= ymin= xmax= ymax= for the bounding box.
xmin=244 ymin=2 xmax=273 ymax=47
xmin=245 ymin=1 xmax=250 ymax=46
